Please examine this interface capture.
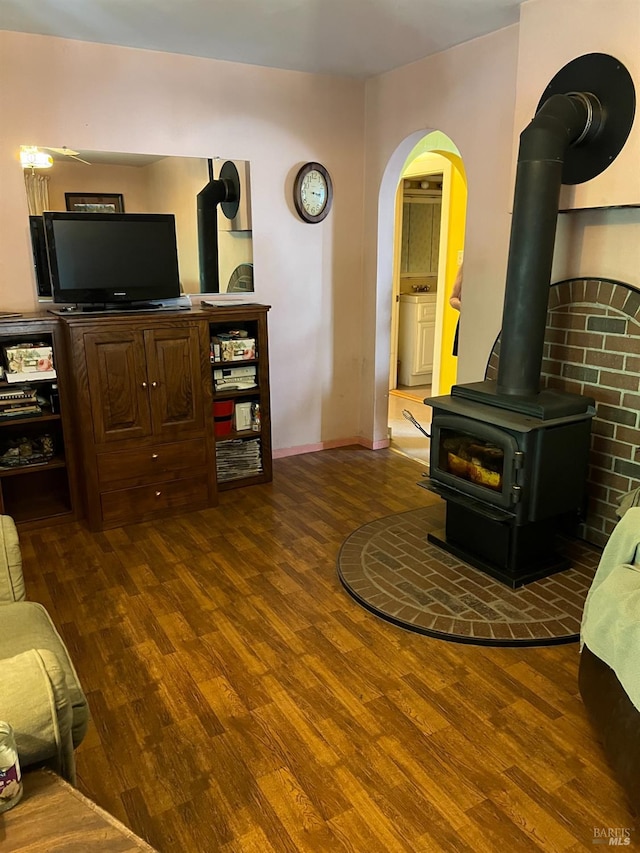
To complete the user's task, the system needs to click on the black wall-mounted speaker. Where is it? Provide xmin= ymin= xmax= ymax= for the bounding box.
xmin=29 ymin=215 xmax=52 ymax=298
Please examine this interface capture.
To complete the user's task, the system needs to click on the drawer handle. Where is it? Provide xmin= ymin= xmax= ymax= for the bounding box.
xmin=151 ymin=453 xmax=159 ymax=460
xmin=155 ymin=490 xmax=162 ymax=497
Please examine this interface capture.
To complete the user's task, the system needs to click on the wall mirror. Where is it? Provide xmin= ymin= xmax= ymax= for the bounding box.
xmin=22 ymin=148 xmax=253 ymax=297
xmin=400 ymin=175 xmax=442 ymax=289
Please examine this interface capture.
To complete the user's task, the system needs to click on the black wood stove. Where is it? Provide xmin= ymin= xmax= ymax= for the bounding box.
xmin=422 ymin=53 xmax=635 ymax=587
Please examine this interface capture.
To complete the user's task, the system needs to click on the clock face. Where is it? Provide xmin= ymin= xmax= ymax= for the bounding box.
xmin=301 ymin=170 xmax=327 ymax=217
xmin=294 ymin=162 xmax=333 ymax=223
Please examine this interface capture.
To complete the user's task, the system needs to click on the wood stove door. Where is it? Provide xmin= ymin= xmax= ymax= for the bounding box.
xmin=430 ymin=415 xmax=522 ymax=511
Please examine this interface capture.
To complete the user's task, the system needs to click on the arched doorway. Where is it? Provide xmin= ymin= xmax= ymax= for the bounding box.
xmin=384 ymin=131 xmax=467 ymax=464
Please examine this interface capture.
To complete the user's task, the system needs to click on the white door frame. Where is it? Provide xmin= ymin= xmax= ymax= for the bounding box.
xmin=387 ymin=184 xmax=405 ymax=391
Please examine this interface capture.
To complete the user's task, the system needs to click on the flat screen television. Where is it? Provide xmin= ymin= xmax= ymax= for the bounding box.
xmin=42 ymin=211 xmax=181 ymax=308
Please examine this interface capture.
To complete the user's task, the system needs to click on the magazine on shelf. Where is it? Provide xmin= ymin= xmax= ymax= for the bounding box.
xmin=215 ymin=438 xmax=262 ymax=481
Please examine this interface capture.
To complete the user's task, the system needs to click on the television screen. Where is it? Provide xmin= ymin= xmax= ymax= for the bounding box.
xmin=43 ymin=212 xmax=181 ymax=307
xmin=29 ymin=215 xmax=52 ymax=298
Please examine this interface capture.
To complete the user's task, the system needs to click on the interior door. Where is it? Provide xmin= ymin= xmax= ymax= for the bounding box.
xmin=84 ymin=329 xmax=152 ymax=444
xmin=145 ymin=324 xmax=206 ymax=440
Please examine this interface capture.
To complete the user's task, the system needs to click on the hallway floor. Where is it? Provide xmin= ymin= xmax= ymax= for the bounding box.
xmin=388 ymin=385 xmax=431 ymax=466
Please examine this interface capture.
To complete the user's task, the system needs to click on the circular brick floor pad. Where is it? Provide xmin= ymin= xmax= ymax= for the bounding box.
xmin=337 ymin=504 xmax=601 ymax=646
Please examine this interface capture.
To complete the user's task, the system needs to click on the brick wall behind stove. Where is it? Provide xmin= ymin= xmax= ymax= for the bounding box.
xmin=486 ymin=278 xmax=640 ymax=548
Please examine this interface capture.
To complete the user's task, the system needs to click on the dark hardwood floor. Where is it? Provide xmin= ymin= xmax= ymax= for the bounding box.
xmin=19 ymin=447 xmax=635 ymax=851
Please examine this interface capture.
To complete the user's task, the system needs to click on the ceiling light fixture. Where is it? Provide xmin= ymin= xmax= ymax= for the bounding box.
xmin=20 ymin=146 xmax=53 ymax=169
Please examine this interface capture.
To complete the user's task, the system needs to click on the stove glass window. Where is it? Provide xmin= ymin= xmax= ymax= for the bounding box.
xmin=438 ymin=427 xmax=504 ymax=492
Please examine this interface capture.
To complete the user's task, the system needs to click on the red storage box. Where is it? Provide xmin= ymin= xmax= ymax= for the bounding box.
xmin=213 ymin=400 xmax=234 ymax=436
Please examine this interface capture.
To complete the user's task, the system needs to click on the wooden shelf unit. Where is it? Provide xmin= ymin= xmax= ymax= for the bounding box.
xmin=205 ymin=303 xmax=272 ymax=490
xmin=0 ymin=316 xmax=79 ymax=528
xmin=0 ymin=306 xmax=272 ymax=530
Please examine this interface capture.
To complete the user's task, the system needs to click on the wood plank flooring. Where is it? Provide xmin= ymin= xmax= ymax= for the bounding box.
xmin=19 ymin=447 xmax=636 ymax=851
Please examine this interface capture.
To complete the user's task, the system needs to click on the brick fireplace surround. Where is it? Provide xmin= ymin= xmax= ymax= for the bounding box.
xmin=485 ymin=278 xmax=640 ymax=548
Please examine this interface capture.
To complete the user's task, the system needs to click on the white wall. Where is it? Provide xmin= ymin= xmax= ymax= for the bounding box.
xmin=0 ymin=31 xmax=366 ymax=455
xmin=362 ymin=2 xmax=640 ymax=449
xmin=515 ymin=0 xmax=640 ymax=211
xmin=362 ymin=26 xmax=521 ymax=444
xmin=516 ymin=0 xmax=640 ymax=290
xmin=552 ymin=207 xmax=640 ymax=286
xmin=2 ymin=8 xmax=639 ymax=460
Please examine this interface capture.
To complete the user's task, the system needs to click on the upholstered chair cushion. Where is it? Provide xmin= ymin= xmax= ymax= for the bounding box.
xmin=0 ymin=601 xmax=89 ymax=750
xmin=0 ymin=648 xmax=76 ymax=780
xmin=0 ymin=515 xmax=24 ymax=603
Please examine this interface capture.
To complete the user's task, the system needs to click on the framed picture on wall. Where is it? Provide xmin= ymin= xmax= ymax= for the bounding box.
xmin=65 ymin=193 xmax=125 ymax=213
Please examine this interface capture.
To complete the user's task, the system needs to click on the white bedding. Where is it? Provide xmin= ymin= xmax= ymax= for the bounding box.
xmin=581 ymin=507 xmax=640 ymax=712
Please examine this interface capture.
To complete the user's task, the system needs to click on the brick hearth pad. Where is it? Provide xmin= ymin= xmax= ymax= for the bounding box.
xmin=337 ymin=504 xmax=601 ymax=646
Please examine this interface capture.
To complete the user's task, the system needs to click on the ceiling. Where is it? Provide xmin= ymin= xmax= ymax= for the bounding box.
xmin=0 ymin=0 xmax=524 ymax=79
xmin=44 ymin=149 xmax=165 ymax=167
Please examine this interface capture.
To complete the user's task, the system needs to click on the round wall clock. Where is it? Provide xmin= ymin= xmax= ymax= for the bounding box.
xmin=293 ymin=162 xmax=333 ymax=223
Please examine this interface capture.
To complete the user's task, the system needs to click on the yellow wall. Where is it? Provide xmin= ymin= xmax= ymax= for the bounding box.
xmin=400 ymin=142 xmax=467 ymax=395
xmin=438 ymin=153 xmax=466 ymax=395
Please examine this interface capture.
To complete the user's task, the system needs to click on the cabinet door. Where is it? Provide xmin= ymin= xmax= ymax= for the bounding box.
xmin=144 ymin=325 xmax=206 ymax=440
xmin=416 ymin=320 xmax=436 ymax=374
xmin=84 ymin=330 xmax=152 ymax=444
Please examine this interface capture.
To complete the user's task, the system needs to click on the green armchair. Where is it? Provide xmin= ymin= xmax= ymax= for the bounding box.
xmin=0 ymin=516 xmax=89 ymax=783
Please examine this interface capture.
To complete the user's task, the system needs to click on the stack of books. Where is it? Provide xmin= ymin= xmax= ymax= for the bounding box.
xmin=215 ymin=438 xmax=262 ymax=482
xmin=0 ymin=388 xmax=42 ymax=419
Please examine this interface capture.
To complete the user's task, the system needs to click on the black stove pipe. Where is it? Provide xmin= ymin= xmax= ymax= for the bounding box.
xmin=496 ymin=93 xmax=601 ymax=397
xmin=197 ymin=159 xmax=231 ymax=294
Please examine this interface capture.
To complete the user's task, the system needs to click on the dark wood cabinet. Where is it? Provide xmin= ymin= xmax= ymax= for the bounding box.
xmin=83 ymin=324 xmax=205 ymax=445
xmin=0 ymin=306 xmax=272 ymax=530
xmin=63 ymin=312 xmax=216 ymax=530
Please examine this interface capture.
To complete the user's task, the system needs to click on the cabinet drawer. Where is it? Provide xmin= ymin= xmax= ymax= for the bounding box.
xmin=100 ymin=474 xmax=209 ymax=525
xmin=97 ymin=439 xmax=207 ymax=487
xmin=418 ymin=303 xmax=437 ymax=322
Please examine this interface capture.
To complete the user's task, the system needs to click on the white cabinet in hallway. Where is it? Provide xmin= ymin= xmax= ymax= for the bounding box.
xmin=398 ymin=292 xmax=437 ymax=386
